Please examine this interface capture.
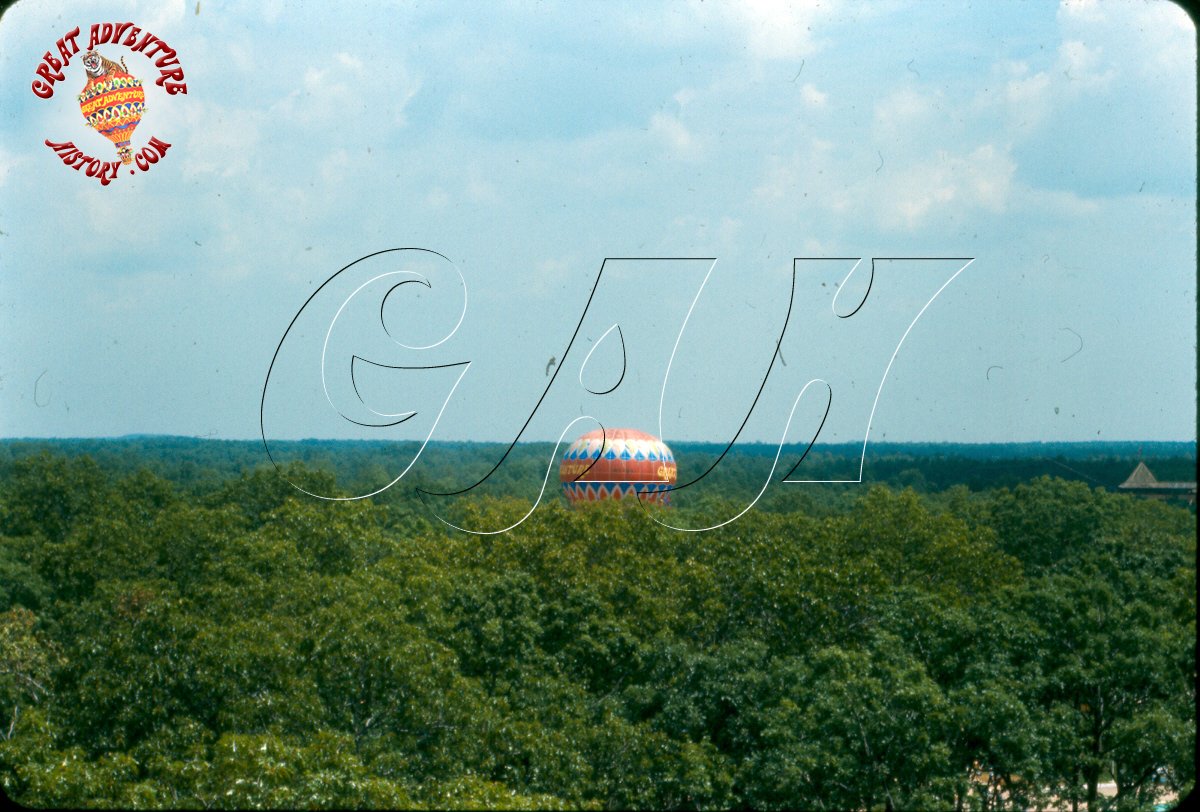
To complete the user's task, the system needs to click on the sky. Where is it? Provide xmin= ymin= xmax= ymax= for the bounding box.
xmin=0 ymin=0 xmax=1195 ymax=448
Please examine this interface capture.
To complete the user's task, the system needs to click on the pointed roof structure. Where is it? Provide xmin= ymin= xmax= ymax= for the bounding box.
xmin=1120 ymin=461 xmax=1159 ymax=488
xmin=1119 ymin=462 xmax=1196 ymax=502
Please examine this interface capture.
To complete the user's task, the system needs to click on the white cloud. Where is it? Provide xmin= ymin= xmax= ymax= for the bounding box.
xmin=261 ymin=0 xmax=285 ymax=24
xmin=425 ymin=186 xmax=450 ymax=209
xmin=1020 ymin=186 xmax=1102 ymax=217
xmin=319 ymin=148 xmax=351 ymax=184
xmin=82 ymin=269 xmax=182 ymax=316
xmin=753 ymin=137 xmax=836 ymax=202
xmin=131 ymin=0 xmax=188 ymax=37
xmin=619 ymin=0 xmax=838 ymax=61
xmin=274 ymin=49 xmax=421 ymax=129
xmin=225 ymin=41 xmax=256 ymax=75
xmin=1003 ymin=64 xmax=1052 ymax=119
xmin=1057 ymin=0 xmax=1104 ymax=23
xmin=800 ymin=83 xmax=827 ymax=107
xmin=0 ymin=146 xmax=25 ymax=187
xmin=466 ymin=175 xmax=499 ymax=204
xmin=649 ymin=112 xmax=700 ymax=159
xmin=874 ymin=143 xmax=1016 ymax=230
xmin=177 ymin=102 xmax=264 ymax=179
xmin=335 ymin=52 xmax=364 ymax=71
xmin=1057 ymin=0 xmax=1193 ymax=78
xmin=1057 ymin=39 xmax=1113 ymax=87
xmin=873 ymin=86 xmax=940 ymax=143
xmin=528 ymin=258 xmax=571 ymax=298
xmin=716 ymin=216 xmax=743 ymax=245
xmin=718 ymin=0 xmax=834 ymax=61
xmin=978 ymin=31 xmax=1118 ymax=138
xmin=673 ymin=88 xmax=698 ymax=110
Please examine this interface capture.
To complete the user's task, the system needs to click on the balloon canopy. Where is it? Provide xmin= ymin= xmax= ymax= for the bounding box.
xmin=560 ymin=428 xmax=677 ymax=505
xmin=79 ymin=73 xmax=146 ymax=165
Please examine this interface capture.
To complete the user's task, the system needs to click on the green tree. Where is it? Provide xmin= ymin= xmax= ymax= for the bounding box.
xmin=0 ymin=607 xmax=58 ymax=745
xmin=1023 ymin=557 xmax=1193 ymax=812
xmin=742 ymin=633 xmax=957 ymax=811
xmin=0 ymin=452 xmax=110 ymax=543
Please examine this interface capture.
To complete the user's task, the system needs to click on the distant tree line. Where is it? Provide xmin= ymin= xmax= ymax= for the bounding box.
xmin=0 ymin=437 xmax=1194 ymax=510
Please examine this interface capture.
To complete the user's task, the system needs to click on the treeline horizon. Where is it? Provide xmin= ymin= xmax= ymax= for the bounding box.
xmin=1 ymin=437 xmax=1193 ymax=509
xmin=5 ymin=435 xmax=1195 ymax=455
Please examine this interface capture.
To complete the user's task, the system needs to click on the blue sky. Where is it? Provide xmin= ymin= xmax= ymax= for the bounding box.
xmin=0 ymin=0 xmax=1195 ymax=445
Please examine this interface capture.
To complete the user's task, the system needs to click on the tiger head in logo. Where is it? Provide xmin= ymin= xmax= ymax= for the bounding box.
xmin=81 ymin=50 xmax=129 ymax=85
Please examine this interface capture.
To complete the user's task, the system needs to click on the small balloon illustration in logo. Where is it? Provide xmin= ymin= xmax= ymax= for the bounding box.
xmin=77 ymin=49 xmax=146 ymax=165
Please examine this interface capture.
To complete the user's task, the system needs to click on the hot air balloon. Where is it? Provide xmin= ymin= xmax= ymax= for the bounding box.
xmin=560 ymin=428 xmax=678 ymax=505
xmin=78 ymin=50 xmax=146 ymax=165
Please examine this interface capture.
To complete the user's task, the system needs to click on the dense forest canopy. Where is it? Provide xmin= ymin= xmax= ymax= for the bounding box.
xmin=0 ymin=439 xmax=1194 ymax=810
